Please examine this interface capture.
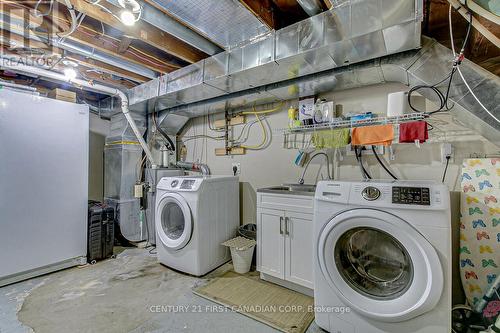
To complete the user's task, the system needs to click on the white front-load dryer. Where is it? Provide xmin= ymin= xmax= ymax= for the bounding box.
xmin=155 ymin=175 xmax=239 ymax=276
xmin=313 ymin=180 xmax=451 ymax=333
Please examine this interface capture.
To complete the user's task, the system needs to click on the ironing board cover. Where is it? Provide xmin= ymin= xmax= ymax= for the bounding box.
xmin=459 ymin=158 xmax=500 ymax=308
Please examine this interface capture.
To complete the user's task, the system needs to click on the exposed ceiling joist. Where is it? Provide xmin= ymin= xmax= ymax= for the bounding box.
xmin=0 ymin=15 xmax=149 ymax=84
xmin=322 ymin=0 xmax=333 ymax=9
xmin=55 ymin=0 xmax=207 ymax=64
xmin=0 ymin=46 xmax=136 ymax=90
xmin=238 ymin=0 xmax=278 ymax=29
xmin=1 ymin=2 xmax=178 ymax=74
xmin=67 ymin=53 xmax=149 ymax=83
xmin=109 ymin=0 xmax=223 ymax=55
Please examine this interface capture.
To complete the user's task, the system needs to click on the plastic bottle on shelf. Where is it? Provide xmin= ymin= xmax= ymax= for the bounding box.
xmin=288 ymin=107 xmax=298 ymax=128
xmin=313 ymin=99 xmax=326 ymax=124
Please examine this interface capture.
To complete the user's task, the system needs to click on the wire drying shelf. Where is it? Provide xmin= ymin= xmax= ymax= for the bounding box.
xmin=276 ymin=113 xmax=428 ymax=134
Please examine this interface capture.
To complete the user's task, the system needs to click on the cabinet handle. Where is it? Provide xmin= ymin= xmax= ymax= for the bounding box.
xmin=279 ymin=216 xmax=283 ymax=235
xmin=285 ymin=217 xmax=290 ymax=235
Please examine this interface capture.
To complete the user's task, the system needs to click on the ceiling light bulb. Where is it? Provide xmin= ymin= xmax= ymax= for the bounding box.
xmin=64 ymin=68 xmax=77 ymax=80
xmin=120 ymin=10 xmax=136 ymax=26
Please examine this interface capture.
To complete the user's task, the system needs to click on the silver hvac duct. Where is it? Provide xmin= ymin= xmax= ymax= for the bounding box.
xmin=0 ymin=13 xmax=158 ymax=80
xmin=105 ymin=0 xmax=223 ymax=55
xmin=56 ymin=40 xmax=158 ymax=80
xmin=297 ymin=0 xmax=324 ymax=16
xmin=176 ymin=161 xmax=211 ymax=175
xmin=163 ymin=38 xmax=500 ymax=146
xmin=127 ymin=0 xmax=424 ymax=111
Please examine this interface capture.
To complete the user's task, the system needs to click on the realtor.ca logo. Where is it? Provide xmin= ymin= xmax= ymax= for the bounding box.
xmin=1 ymin=1 xmax=59 ymax=68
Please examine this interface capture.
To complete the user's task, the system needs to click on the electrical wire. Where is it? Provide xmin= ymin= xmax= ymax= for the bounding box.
xmin=12 ymin=0 xmax=173 ymax=71
xmin=182 ymin=135 xmax=225 ymax=142
xmin=151 ymin=101 xmax=175 ymax=151
xmin=408 ymin=68 xmax=457 ymax=114
xmin=371 ymin=146 xmax=398 ymax=180
xmin=231 ymin=117 xmax=263 ymax=145
xmin=442 ymin=155 xmax=451 ymax=183
xmin=355 ymin=146 xmax=372 ymax=179
xmin=448 ymin=5 xmax=500 ymax=124
xmin=57 ymin=0 xmax=78 ymax=38
xmin=408 ymin=4 xmax=473 ymax=116
xmin=240 ymin=102 xmax=284 ymax=115
xmin=239 ymin=109 xmax=267 ymax=150
xmin=34 ymin=0 xmax=55 ymax=17
xmin=89 ymin=0 xmax=142 ymax=24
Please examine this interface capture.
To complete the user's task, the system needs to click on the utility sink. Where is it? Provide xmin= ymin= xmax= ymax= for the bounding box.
xmin=257 ymin=184 xmax=316 ymax=196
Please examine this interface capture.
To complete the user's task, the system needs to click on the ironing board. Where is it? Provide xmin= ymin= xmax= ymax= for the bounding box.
xmin=459 ymin=158 xmax=500 ymax=308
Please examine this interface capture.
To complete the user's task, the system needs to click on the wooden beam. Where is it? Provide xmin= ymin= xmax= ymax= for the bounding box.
xmin=1 ymin=2 xmax=180 ymax=74
xmin=55 ymin=0 xmax=207 ymax=64
xmin=77 ymin=69 xmax=137 ymax=89
xmin=0 ymin=31 xmax=148 ymax=83
xmin=66 ymin=54 xmax=149 ymax=83
xmin=238 ymin=0 xmax=277 ymax=29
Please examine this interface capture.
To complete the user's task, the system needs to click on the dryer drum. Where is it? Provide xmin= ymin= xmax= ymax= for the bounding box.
xmin=335 ymin=227 xmax=414 ymax=300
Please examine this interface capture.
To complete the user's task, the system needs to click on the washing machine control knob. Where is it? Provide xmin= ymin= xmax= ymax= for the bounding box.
xmin=171 ymin=180 xmax=179 ymax=187
xmin=362 ymin=186 xmax=381 ymax=201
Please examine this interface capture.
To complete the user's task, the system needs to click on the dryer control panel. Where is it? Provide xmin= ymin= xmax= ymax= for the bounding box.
xmin=392 ymin=186 xmax=430 ymax=205
xmin=157 ymin=177 xmax=203 ymax=191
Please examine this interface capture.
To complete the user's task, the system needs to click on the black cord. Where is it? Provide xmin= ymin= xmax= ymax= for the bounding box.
xmin=408 ymin=7 xmax=473 ymax=116
xmin=442 ymin=156 xmax=451 ymax=183
xmin=372 ymin=146 xmax=398 ymax=180
xmin=408 ymin=68 xmax=457 ymax=114
xmin=153 ymin=100 xmax=175 ymax=152
xmin=355 ymin=147 xmax=372 ymax=179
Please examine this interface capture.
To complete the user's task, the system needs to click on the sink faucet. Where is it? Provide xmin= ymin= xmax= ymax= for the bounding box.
xmin=298 ymin=152 xmax=332 ymax=185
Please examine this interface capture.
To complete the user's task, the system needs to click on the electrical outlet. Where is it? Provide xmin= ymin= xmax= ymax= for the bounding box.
xmin=441 ymin=143 xmax=453 ymax=164
xmin=232 ymin=162 xmax=241 ymax=176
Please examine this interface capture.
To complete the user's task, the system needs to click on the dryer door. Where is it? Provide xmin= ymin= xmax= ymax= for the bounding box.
xmin=317 ymin=208 xmax=443 ymax=322
xmin=156 ymin=193 xmax=192 ymax=250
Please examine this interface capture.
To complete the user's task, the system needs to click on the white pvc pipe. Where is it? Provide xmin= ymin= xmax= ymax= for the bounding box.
xmin=0 ymin=60 xmax=157 ymax=166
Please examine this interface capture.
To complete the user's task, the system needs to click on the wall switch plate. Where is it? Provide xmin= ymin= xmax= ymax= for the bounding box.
xmin=232 ymin=162 xmax=241 ymax=176
xmin=441 ymin=143 xmax=453 ymax=164
xmin=134 ymin=184 xmax=144 ymax=198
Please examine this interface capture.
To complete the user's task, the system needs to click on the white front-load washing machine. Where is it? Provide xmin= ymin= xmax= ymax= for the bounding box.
xmin=155 ymin=175 xmax=239 ymax=276
xmin=313 ymin=180 xmax=451 ymax=333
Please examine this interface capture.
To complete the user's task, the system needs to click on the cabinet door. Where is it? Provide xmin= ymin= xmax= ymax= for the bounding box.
xmin=257 ymin=208 xmax=285 ymax=279
xmin=285 ymin=211 xmax=314 ymax=289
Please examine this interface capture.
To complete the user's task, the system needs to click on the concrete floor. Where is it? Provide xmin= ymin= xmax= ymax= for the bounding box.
xmin=0 ymin=248 xmax=323 ymax=333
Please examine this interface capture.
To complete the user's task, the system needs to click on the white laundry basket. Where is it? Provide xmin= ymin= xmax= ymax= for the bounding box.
xmin=222 ymin=236 xmax=256 ymax=274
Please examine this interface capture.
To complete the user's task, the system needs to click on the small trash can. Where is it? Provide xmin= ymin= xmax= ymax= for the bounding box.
xmin=238 ymin=223 xmax=257 ymax=266
xmin=238 ymin=224 xmax=256 ymax=240
xmin=222 ymin=236 xmax=256 ymax=274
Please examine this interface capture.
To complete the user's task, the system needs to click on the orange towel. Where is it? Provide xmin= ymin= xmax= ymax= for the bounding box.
xmin=351 ymin=124 xmax=394 ymax=146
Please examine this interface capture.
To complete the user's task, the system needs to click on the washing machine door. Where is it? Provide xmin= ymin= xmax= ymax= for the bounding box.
xmin=156 ymin=193 xmax=192 ymax=250
xmin=317 ymin=208 xmax=443 ymax=322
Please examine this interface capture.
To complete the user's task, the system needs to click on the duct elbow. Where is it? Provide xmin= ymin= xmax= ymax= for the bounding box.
xmin=176 ymin=161 xmax=211 ymax=175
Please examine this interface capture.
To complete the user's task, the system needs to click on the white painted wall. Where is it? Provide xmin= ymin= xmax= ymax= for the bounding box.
xmin=179 ymin=83 xmax=499 ymax=225
xmin=177 ymin=83 xmax=498 ymax=304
